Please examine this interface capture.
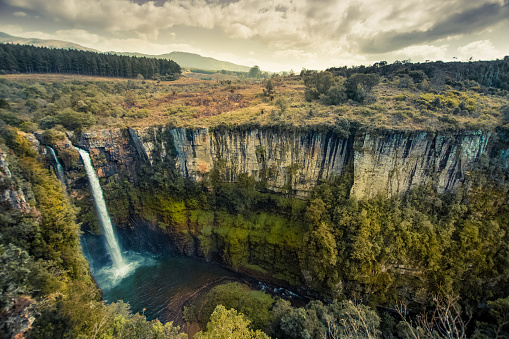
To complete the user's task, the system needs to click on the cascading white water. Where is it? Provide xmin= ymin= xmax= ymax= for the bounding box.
xmin=76 ymin=147 xmax=129 ymax=276
xmin=47 ymin=146 xmax=66 ymax=184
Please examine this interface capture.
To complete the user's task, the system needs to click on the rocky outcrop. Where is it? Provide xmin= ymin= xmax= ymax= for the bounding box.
xmin=75 ymin=126 xmax=508 ymax=199
xmin=77 ymin=128 xmax=138 ymax=178
xmin=351 ymin=130 xmax=493 ymax=198
xmin=0 ymin=148 xmax=31 ymax=213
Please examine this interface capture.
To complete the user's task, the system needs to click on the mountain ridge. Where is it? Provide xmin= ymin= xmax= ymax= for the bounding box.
xmin=0 ymin=32 xmax=252 ymax=72
xmin=0 ymin=32 xmax=100 ymax=52
xmin=109 ymin=51 xmax=251 ymax=72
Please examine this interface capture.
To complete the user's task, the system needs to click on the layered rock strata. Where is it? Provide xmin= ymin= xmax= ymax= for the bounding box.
xmin=76 ymin=127 xmax=507 ymax=198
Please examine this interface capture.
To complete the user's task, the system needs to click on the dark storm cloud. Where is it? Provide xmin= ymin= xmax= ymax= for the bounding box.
xmin=1 ymin=0 xmax=507 ymax=70
xmin=360 ymin=0 xmax=509 ymax=54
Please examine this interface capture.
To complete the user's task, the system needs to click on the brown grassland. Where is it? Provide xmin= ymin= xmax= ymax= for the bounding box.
xmin=2 ymin=72 xmax=508 ymax=132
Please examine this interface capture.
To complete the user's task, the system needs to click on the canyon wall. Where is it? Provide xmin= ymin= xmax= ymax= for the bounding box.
xmin=59 ymin=125 xmax=509 ymax=298
xmin=75 ymin=126 xmax=507 ymax=199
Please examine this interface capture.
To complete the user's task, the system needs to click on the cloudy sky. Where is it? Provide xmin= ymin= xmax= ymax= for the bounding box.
xmin=1 ymin=0 xmax=508 ymax=72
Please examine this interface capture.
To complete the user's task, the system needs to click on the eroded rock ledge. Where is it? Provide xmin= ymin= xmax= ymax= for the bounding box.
xmin=76 ymin=126 xmax=509 ymax=198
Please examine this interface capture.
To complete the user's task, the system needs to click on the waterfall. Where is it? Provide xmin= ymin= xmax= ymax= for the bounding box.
xmin=76 ymin=147 xmax=128 ymax=275
xmin=47 ymin=146 xmax=66 ymax=184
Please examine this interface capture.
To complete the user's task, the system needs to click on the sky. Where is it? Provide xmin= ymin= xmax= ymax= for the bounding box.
xmin=0 ymin=0 xmax=508 ymax=72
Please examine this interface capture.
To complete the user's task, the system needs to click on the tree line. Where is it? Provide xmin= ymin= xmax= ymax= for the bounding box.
xmin=327 ymin=57 xmax=509 ymax=91
xmin=0 ymin=43 xmax=181 ymax=80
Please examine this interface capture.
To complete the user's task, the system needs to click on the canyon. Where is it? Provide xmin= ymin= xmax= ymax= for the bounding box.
xmin=9 ymin=124 xmax=503 ymax=303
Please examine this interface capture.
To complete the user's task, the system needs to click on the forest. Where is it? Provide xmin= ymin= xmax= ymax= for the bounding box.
xmin=0 ymin=44 xmax=181 ymax=80
xmin=1 ymin=47 xmax=509 ymax=338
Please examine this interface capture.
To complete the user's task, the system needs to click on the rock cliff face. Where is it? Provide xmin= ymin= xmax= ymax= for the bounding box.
xmin=0 ymin=145 xmax=31 ymax=213
xmin=351 ymin=130 xmax=493 ymax=198
xmin=76 ymin=126 xmax=507 ymax=199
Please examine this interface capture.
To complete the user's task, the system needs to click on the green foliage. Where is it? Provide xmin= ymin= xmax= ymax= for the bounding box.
xmin=474 ymin=296 xmax=509 ymax=338
xmin=0 ymin=111 xmax=23 ymax=127
xmin=301 ymin=198 xmax=339 ymax=289
xmin=54 ymin=108 xmax=97 ymax=131
xmin=271 ymin=299 xmax=381 ymax=339
xmin=321 ymin=82 xmax=347 ymax=105
xmin=40 ymin=129 xmax=66 ymax=145
xmin=141 ymin=193 xmax=187 ymax=226
xmin=0 ymin=98 xmax=10 ymax=109
xmin=502 ymin=105 xmax=509 ymax=124
xmin=344 ymin=73 xmax=380 ymax=103
xmin=58 ymin=148 xmax=80 ymax=169
xmin=249 ymin=65 xmax=263 ymax=79
xmin=302 ymin=71 xmax=335 ymax=102
xmin=0 ymin=128 xmax=83 ymax=279
xmin=328 ymin=59 xmax=509 ymax=92
xmin=195 ymin=305 xmax=270 ymax=339
xmin=29 ymin=283 xmax=187 ymax=339
xmin=302 ymin=71 xmax=379 ymax=105
xmin=0 ymin=244 xmax=31 ymax=310
xmin=305 ymin=177 xmax=509 ymax=305
xmin=184 ymin=282 xmax=275 ymax=332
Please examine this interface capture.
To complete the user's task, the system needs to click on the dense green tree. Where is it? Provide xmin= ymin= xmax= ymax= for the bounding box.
xmin=0 ymin=244 xmax=31 ymax=310
xmin=184 ymin=282 xmax=275 ymax=331
xmin=301 ymin=71 xmax=335 ymax=101
xmin=344 ymin=73 xmax=380 ymax=103
xmin=302 ymin=199 xmax=338 ymax=289
xmin=249 ymin=65 xmax=263 ymax=78
xmin=271 ymin=299 xmax=381 ymax=339
xmin=195 ymin=305 xmax=269 ymax=339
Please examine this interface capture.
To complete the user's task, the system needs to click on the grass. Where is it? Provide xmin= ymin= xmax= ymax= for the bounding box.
xmin=1 ymin=73 xmax=507 ymax=132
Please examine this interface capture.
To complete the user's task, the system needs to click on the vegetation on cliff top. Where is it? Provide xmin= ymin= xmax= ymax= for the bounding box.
xmin=1 ymin=58 xmax=508 ymax=134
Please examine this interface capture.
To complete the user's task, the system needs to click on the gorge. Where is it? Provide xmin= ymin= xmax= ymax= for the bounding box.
xmin=2 ymin=58 xmax=509 ymax=336
xmin=62 ymin=124 xmax=509 ymax=300
xmin=77 ymin=145 xmax=238 ymax=324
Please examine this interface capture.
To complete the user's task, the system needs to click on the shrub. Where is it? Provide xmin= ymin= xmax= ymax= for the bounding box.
xmin=184 ymin=282 xmax=275 ymax=331
xmin=321 ymin=83 xmax=347 ymax=105
xmin=59 ymin=148 xmax=80 ymax=169
xmin=344 ymin=73 xmax=380 ymax=103
xmin=55 ymin=108 xmax=96 ymax=130
xmin=195 ymin=305 xmax=269 ymax=339
xmin=40 ymin=129 xmax=65 ymax=145
xmin=501 ymin=105 xmax=509 ymax=124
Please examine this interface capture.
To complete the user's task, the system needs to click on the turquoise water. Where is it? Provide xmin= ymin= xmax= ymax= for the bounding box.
xmin=81 ymin=231 xmax=235 ymax=323
xmin=103 ymin=255 xmax=235 ymax=322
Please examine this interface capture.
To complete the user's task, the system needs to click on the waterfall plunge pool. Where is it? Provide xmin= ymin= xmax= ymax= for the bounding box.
xmin=81 ymin=230 xmax=236 ymax=324
xmin=76 ymin=147 xmax=236 ymax=324
xmin=76 ymin=147 xmax=305 ymax=326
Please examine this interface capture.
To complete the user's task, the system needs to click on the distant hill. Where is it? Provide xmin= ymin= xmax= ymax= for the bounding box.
xmin=0 ymin=32 xmax=99 ymax=52
xmin=112 ymin=51 xmax=251 ymax=72
xmin=0 ymin=32 xmax=252 ymax=73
